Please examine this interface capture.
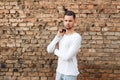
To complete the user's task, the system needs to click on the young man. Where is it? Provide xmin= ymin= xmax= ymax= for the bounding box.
xmin=47 ymin=10 xmax=82 ymax=80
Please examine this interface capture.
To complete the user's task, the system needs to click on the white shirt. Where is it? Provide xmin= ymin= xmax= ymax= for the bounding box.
xmin=47 ymin=32 xmax=82 ymax=76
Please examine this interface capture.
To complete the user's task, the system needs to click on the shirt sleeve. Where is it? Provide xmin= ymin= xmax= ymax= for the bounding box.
xmin=47 ymin=35 xmax=62 ymax=54
xmin=54 ymin=35 xmax=82 ymax=60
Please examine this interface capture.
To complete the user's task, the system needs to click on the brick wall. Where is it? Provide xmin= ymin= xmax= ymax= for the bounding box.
xmin=0 ymin=0 xmax=120 ymax=80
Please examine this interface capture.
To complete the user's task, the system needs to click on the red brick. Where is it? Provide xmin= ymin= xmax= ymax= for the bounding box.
xmin=0 ymin=1 xmax=119 ymax=80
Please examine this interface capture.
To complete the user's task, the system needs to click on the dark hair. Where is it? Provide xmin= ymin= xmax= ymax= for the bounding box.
xmin=64 ymin=10 xmax=76 ymax=19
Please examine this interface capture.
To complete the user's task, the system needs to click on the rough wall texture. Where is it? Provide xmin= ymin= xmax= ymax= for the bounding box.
xmin=0 ymin=0 xmax=120 ymax=80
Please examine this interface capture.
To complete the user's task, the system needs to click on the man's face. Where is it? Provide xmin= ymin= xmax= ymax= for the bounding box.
xmin=63 ymin=15 xmax=75 ymax=30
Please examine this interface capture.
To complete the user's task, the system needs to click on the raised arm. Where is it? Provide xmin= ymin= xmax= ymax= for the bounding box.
xmin=47 ymin=35 xmax=62 ymax=53
xmin=47 ymin=29 xmax=65 ymax=54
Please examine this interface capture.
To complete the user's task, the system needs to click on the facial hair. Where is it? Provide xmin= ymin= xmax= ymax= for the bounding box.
xmin=66 ymin=27 xmax=71 ymax=30
xmin=65 ymin=25 xmax=73 ymax=30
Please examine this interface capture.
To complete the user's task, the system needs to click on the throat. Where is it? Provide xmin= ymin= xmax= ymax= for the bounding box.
xmin=65 ymin=29 xmax=75 ymax=35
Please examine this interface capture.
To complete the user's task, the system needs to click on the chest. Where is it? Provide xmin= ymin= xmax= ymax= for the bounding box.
xmin=59 ymin=35 xmax=73 ymax=48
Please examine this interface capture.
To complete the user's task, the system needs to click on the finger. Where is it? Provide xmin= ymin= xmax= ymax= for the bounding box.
xmin=58 ymin=29 xmax=62 ymax=33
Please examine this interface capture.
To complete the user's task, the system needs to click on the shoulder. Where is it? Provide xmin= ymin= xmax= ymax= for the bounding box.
xmin=71 ymin=32 xmax=82 ymax=44
xmin=73 ymin=32 xmax=82 ymax=39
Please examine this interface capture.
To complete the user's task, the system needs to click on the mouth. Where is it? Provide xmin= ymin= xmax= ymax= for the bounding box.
xmin=66 ymin=25 xmax=70 ymax=28
xmin=65 ymin=27 xmax=71 ymax=30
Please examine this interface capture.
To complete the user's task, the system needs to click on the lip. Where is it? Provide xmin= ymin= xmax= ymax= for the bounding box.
xmin=66 ymin=24 xmax=70 ymax=27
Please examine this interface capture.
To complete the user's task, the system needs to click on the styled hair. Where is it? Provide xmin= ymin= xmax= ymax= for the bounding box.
xmin=64 ymin=9 xmax=76 ymax=19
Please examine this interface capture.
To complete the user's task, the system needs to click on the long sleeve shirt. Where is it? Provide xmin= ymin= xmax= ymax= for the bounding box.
xmin=47 ymin=32 xmax=82 ymax=76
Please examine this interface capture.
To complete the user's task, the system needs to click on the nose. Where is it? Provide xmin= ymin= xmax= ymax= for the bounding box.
xmin=66 ymin=21 xmax=69 ymax=24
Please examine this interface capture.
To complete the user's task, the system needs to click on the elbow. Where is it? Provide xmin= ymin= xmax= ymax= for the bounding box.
xmin=47 ymin=49 xmax=53 ymax=54
xmin=47 ymin=47 xmax=54 ymax=54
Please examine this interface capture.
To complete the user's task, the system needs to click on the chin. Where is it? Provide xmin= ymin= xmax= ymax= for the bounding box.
xmin=66 ymin=28 xmax=71 ymax=30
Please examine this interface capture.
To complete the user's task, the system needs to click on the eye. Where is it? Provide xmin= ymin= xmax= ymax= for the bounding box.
xmin=64 ymin=20 xmax=68 ymax=22
xmin=69 ymin=20 xmax=72 ymax=22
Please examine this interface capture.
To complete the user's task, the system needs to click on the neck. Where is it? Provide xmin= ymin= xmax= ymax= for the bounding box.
xmin=66 ymin=28 xmax=75 ymax=35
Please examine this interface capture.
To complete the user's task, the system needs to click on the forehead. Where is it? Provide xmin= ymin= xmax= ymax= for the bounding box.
xmin=64 ymin=15 xmax=74 ymax=20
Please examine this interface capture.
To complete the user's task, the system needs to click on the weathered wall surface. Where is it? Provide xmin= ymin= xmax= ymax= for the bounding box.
xmin=0 ymin=0 xmax=120 ymax=80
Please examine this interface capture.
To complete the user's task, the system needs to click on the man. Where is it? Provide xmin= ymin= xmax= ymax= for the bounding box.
xmin=47 ymin=10 xmax=82 ymax=80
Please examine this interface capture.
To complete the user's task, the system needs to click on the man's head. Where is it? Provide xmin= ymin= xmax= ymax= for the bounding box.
xmin=64 ymin=10 xmax=76 ymax=19
xmin=63 ymin=10 xmax=76 ymax=30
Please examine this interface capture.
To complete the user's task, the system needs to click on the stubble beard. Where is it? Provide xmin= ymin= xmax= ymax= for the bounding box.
xmin=65 ymin=26 xmax=72 ymax=30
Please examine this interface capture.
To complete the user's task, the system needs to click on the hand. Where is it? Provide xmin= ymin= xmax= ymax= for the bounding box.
xmin=57 ymin=29 xmax=65 ymax=37
xmin=55 ymin=43 xmax=59 ymax=49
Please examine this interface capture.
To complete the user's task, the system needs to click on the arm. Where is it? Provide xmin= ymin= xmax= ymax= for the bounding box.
xmin=47 ymin=29 xmax=65 ymax=53
xmin=47 ymin=35 xmax=62 ymax=53
xmin=54 ymin=35 xmax=82 ymax=60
